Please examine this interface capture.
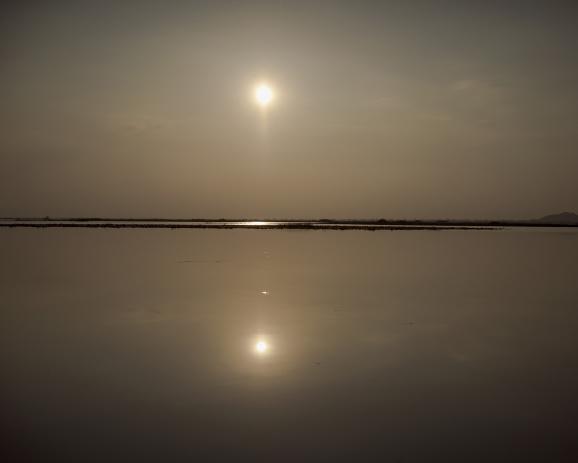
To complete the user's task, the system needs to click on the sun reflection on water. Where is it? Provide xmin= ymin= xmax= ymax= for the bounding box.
xmin=245 ymin=221 xmax=269 ymax=226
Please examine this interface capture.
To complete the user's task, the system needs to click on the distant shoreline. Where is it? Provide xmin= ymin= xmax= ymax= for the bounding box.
xmin=0 ymin=223 xmax=499 ymax=231
xmin=0 ymin=218 xmax=577 ymax=230
xmin=1 ymin=218 xmax=577 ymax=227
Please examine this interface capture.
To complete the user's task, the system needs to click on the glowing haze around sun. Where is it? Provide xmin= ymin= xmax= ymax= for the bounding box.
xmin=254 ymin=83 xmax=274 ymax=108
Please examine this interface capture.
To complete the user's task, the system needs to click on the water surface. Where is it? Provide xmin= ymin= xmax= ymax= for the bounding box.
xmin=2 ymin=228 xmax=578 ymax=461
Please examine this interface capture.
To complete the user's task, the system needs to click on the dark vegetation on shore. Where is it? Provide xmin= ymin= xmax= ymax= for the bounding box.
xmin=1 ymin=212 xmax=578 ymax=227
xmin=0 ymin=217 xmax=577 ymax=230
xmin=1 ymin=212 xmax=576 ymax=229
xmin=0 ymin=222 xmax=499 ymax=231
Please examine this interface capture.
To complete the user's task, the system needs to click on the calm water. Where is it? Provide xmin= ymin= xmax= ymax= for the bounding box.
xmin=2 ymin=228 xmax=578 ymax=462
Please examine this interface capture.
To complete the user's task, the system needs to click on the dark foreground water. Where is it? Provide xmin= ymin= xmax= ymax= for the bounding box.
xmin=2 ymin=228 xmax=578 ymax=462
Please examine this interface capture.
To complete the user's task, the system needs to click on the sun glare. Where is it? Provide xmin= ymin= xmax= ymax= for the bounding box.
xmin=254 ymin=340 xmax=269 ymax=354
xmin=255 ymin=83 xmax=274 ymax=107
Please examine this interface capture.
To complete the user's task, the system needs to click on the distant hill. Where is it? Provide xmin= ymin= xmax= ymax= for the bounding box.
xmin=537 ymin=212 xmax=578 ymax=224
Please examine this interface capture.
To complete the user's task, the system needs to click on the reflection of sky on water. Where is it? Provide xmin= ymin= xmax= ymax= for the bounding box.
xmin=2 ymin=229 xmax=578 ymax=461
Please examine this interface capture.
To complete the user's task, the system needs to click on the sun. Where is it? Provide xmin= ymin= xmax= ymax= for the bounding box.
xmin=254 ymin=340 xmax=269 ymax=354
xmin=254 ymin=83 xmax=274 ymax=107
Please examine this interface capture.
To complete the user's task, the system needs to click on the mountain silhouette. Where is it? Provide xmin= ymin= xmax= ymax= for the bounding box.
xmin=537 ymin=212 xmax=578 ymax=224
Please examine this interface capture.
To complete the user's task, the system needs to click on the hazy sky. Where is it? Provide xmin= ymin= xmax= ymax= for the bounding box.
xmin=1 ymin=0 xmax=577 ymax=219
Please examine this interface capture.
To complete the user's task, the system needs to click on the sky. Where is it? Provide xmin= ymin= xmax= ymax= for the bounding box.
xmin=1 ymin=0 xmax=577 ymax=219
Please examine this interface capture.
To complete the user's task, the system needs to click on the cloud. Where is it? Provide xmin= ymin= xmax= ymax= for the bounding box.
xmin=106 ymin=113 xmax=171 ymax=134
